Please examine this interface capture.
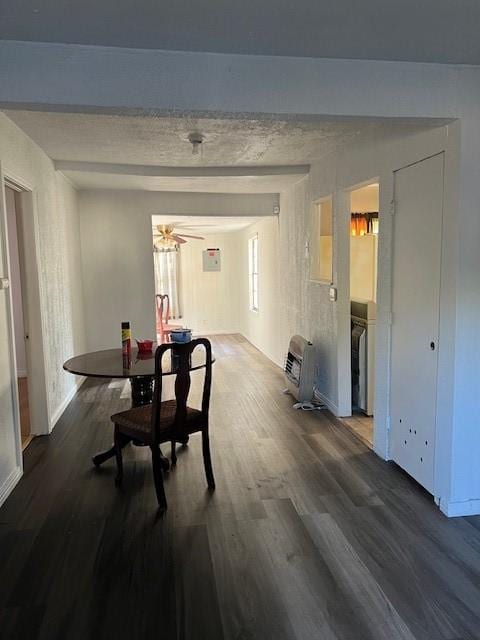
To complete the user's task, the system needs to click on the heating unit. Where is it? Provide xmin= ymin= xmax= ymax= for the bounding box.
xmin=284 ymin=335 xmax=316 ymax=401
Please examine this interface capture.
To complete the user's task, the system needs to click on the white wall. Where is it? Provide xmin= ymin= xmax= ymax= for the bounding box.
xmin=0 ymin=113 xmax=87 ymax=505
xmin=78 ymin=190 xmax=277 ymax=350
xmin=350 ymin=235 xmax=377 ymax=302
xmin=237 ymin=217 xmax=282 ymax=366
xmin=0 ymin=114 xmax=87 ymax=421
xmin=160 ymin=216 xmax=283 ymax=365
xmin=179 ymin=233 xmax=242 ymax=335
xmin=5 ymin=187 xmax=27 ymax=376
xmin=449 ymin=99 xmax=480 ymax=514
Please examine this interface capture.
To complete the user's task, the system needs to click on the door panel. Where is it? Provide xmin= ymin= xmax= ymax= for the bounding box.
xmin=0 ymin=182 xmax=21 ymax=502
xmin=390 ymin=153 xmax=444 ymax=494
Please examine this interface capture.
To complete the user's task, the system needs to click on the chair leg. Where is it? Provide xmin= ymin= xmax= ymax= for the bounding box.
xmin=171 ymin=440 xmax=177 ymax=466
xmin=202 ymin=430 xmax=215 ymax=489
xmin=150 ymin=445 xmax=168 ymax=511
xmin=114 ymin=425 xmax=123 ymax=487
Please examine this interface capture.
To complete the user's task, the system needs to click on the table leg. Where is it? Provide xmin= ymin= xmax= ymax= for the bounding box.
xmin=130 ymin=375 xmax=154 ymax=407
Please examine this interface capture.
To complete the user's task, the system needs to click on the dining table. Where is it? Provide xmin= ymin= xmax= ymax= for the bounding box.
xmin=63 ymin=342 xmax=214 ymax=469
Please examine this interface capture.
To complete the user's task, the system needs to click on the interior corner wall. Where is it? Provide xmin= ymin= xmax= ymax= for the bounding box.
xmin=446 ymin=105 xmax=480 ymax=514
xmin=237 ymin=216 xmax=282 ymax=366
xmin=77 ymin=190 xmax=277 ymax=350
xmin=0 ymin=112 xmax=87 ymax=505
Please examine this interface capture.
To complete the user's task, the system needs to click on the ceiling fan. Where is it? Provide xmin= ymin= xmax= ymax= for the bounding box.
xmin=153 ymin=224 xmax=205 ymax=248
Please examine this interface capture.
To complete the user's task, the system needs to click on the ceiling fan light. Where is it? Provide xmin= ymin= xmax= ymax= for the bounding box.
xmin=154 ymin=236 xmax=178 ymax=251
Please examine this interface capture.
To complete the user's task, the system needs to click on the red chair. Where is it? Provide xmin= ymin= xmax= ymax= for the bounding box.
xmin=156 ymin=293 xmax=182 ymax=338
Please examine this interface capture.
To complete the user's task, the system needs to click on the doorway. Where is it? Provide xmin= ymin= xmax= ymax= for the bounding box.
xmin=151 ymin=215 xmax=265 ymax=340
xmin=4 ymin=184 xmax=32 ymax=449
xmin=341 ymin=182 xmax=379 ymax=448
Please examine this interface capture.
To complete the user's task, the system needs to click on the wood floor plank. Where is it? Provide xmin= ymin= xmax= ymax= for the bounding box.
xmin=208 ymin=514 xmax=302 ymax=640
xmin=320 ymin=497 xmax=478 ymax=640
xmin=303 ymin=512 xmax=418 ymax=640
xmin=2 ymin=334 xmax=480 ymax=639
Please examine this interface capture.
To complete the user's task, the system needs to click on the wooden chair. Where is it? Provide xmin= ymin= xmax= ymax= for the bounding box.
xmin=110 ymin=338 xmax=215 ymax=511
xmin=155 ymin=293 xmax=183 ymax=336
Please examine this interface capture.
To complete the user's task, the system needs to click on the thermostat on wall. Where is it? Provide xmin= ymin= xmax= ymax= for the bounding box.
xmin=203 ymin=248 xmax=221 ymax=272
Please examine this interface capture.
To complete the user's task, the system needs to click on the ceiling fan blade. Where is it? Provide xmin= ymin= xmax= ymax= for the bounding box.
xmin=175 ymin=233 xmax=205 ymax=240
xmin=171 ymin=234 xmax=187 ymax=244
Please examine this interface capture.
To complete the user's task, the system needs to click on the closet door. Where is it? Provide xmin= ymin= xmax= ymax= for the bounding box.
xmin=390 ymin=153 xmax=444 ymax=494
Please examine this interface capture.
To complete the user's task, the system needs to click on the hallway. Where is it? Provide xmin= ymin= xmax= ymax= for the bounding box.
xmin=1 ymin=335 xmax=480 ymax=640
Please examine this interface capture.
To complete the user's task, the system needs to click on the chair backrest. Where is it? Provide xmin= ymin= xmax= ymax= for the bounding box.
xmin=151 ymin=338 xmax=212 ymax=441
xmin=155 ymin=294 xmax=171 ymax=328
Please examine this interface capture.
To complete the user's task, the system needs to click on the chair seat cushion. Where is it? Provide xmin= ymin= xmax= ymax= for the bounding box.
xmin=111 ymin=400 xmax=203 ymax=442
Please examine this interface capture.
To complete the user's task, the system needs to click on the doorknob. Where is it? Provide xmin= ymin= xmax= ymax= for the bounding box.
xmin=430 ymin=341 xmax=435 ymax=351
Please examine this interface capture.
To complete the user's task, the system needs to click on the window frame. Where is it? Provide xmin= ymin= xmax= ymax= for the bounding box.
xmin=309 ymin=196 xmax=334 ymax=285
xmin=248 ymin=233 xmax=259 ymax=312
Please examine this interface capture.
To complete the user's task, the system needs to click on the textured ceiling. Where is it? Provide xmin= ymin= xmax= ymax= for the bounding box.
xmin=4 ymin=111 xmax=366 ymax=166
xmin=5 ymin=110 xmax=370 ymax=191
xmin=4 ymin=110 xmax=436 ymax=192
xmin=0 ymin=0 xmax=479 ymax=64
xmin=152 ymin=215 xmax=263 ymax=234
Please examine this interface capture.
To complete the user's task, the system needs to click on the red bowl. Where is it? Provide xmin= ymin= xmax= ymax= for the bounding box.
xmin=136 ymin=339 xmax=154 ymax=353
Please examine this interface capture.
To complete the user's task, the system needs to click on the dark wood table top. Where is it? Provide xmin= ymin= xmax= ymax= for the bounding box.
xmin=63 ymin=345 xmax=214 ymax=379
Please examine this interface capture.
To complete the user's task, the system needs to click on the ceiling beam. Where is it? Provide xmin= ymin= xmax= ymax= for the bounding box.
xmin=54 ymin=161 xmax=310 ymax=177
xmin=0 ymin=41 xmax=461 ymax=120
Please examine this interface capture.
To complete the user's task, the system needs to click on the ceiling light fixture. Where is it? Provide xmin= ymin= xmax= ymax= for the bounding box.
xmin=188 ymin=132 xmax=204 ymax=155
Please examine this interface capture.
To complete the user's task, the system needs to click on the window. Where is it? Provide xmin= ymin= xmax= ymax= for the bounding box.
xmin=153 ymin=246 xmax=181 ymax=318
xmin=310 ymin=197 xmax=333 ymax=283
xmin=248 ymin=234 xmax=259 ymax=311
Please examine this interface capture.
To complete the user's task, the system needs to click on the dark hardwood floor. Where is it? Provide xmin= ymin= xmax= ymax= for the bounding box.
xmin=1 ymin=334 xmax=480 ymax=640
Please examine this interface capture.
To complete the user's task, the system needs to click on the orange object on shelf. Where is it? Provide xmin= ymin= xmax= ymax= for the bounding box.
xmin=358 ymin=217 xmax=367 ymax=236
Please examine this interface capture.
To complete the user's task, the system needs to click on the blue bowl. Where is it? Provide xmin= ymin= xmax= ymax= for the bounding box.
xmin=170 ymin=329 xmax=192 ymax=343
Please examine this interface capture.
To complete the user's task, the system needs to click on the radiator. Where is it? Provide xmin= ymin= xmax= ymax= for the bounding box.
xmin=284 ymin=335 xmax=315 ymax=401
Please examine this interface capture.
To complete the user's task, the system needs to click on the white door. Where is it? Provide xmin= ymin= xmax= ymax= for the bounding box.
xmin=390 ymin=153 xmax=444 ymax=494
xmin=0 ymin=180 xmax=22 ymax=506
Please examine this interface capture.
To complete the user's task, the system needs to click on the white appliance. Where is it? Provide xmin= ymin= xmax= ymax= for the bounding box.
xmin=351 ymin=299 xmax=376 ymax=415
xmin=284 ymin=335 xmax=315 ymax=401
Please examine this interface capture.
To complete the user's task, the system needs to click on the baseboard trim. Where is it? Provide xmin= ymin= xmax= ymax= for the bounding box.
xmin=439 ymin=498 xmax=480 ymax=517
xmin=192 ymin=330 xmax=239 ymax=336
xmin=239 ymin=333 xmax=283 ymax=369
xmin=313 ymin=389 xmax=339 ymax=416
xmin=49 ymin=377 xmax=86 ymax=430
xmin=0 ymin=465 xmax=22 ymax=508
